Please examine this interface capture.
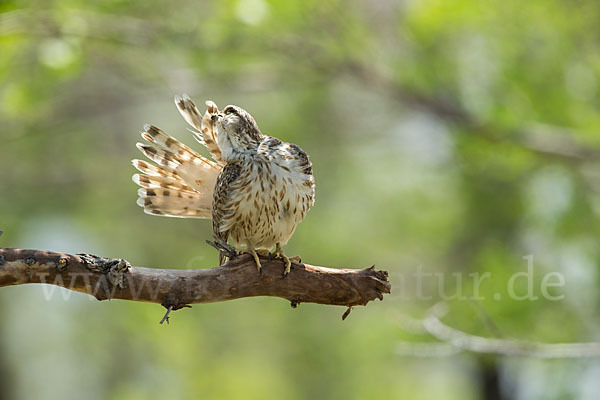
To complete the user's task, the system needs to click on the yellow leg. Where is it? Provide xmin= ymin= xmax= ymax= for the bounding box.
xmin=275 ymin=243 xmax=292 ymax=278
xmin=248 ymin=248 xmax=262 ymax=274
xmin=236 ymin=248 xmax=264 ymax=274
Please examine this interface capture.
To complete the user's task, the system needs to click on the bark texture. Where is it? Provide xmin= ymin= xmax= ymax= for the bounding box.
xmin=0 ymin=248 xmax=390 ymax=316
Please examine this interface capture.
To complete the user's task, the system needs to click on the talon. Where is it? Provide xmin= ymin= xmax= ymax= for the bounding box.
xmin=275 ymin=243 xmax=292 ymax=278
xmin=282 ymin=258 xmax=291 ymax=278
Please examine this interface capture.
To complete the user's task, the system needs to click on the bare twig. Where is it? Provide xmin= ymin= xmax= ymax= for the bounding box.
xmin=160 ymin=306 xmax=173 ymax=325
xmin=0 ymin=248 xmax=390 ymax=319
xmin=342 ymin=306 xmax=353 ymax=321
xmin=415 ymin=303 xmax=600 ymax=358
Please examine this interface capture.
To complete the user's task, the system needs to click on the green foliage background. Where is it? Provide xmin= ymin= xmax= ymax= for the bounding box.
xmin=2 ymin=0 xmax=600 ymax=399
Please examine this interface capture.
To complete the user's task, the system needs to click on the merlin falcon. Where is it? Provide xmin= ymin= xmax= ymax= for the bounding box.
xmin=132 ymin=95 xmax=315 ymax=277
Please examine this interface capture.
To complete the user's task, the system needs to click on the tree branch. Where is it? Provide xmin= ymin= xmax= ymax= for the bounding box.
xmin=395 ymin=303 xmax=600 ymax=358
xmin=345 ymin=62 xmax=600 ymax=163
xmin=0 ymin=248 xmax=390 ymax=319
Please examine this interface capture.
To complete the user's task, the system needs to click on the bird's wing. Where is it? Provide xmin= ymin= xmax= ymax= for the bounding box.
xmin=211 ymin=162 xmax=244 ymax=265
xmin=174 ymin=95 xmax=224 ymax=165
xmin=211 ymin=162 xmax=243 ymax=240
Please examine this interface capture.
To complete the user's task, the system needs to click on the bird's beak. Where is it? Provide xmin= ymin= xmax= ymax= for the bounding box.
xmin=211 ymin=113 xmax=224 ymax=122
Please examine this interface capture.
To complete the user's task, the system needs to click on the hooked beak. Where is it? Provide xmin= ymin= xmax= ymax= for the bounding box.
xmin=211 ymin=113 xmax=224 ymax=122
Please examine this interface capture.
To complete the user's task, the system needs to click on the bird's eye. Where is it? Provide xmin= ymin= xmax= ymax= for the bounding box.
xmin=225 ymin=107 xmax=236 ymax=115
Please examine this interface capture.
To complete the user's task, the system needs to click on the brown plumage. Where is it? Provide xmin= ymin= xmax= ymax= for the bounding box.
xmin=132 ymin=95 xmax=315 ymax=276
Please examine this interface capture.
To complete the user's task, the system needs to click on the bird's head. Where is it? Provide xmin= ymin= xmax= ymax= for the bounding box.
xmin=214 ymin=105 xmax=263 ymax=161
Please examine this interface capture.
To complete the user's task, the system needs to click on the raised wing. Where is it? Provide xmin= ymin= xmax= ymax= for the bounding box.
xmin=174 ymin=95 xmax=224 ymax=165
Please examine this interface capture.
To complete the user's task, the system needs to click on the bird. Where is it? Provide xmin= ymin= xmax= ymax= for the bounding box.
xmin=132 ymin=95 xmax=315 ymax=277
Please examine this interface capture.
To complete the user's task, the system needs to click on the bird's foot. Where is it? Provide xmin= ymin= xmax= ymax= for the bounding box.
xmin=274 ymin=244 xmax=296 ymax=278
xmin=250 ymin=248 xmax=262 ymax=275
xmin=237 ymin=249 xmax=263 ymax=274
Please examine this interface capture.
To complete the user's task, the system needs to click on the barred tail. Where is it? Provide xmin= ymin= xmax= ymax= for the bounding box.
xmin=132 ymin=124 xmax=221 ymax=218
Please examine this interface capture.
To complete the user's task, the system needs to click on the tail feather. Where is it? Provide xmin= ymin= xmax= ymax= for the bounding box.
xmin=136 ymin=125 xmax=220 ymax=194
xmin=132 ymin=159 xmax=184 ymax=183
xmin=132 ymin=123 xmax=221 ymax=219
xmin=136 ymin=195 xmax=212 ymax=219
xmin=136 ymin=142 xmax=181 ymax=170
xmin=137 ymin=188 xmax=203 ymax=200
xmin=132 ymin=173 xmax=196 ymax=193
xmin=141 ymin=124 xmax=218 ymax=169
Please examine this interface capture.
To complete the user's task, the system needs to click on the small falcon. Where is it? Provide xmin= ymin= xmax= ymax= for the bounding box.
xmin=132 ymin=96 xmax=315 ymax=277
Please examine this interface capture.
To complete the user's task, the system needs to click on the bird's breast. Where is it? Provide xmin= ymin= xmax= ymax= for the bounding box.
xmin=227 ymin=156 xmax=314 ymax=248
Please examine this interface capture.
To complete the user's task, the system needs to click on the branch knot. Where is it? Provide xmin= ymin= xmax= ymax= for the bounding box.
xmin=77 ymin=253 xmax=131 ymax=289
